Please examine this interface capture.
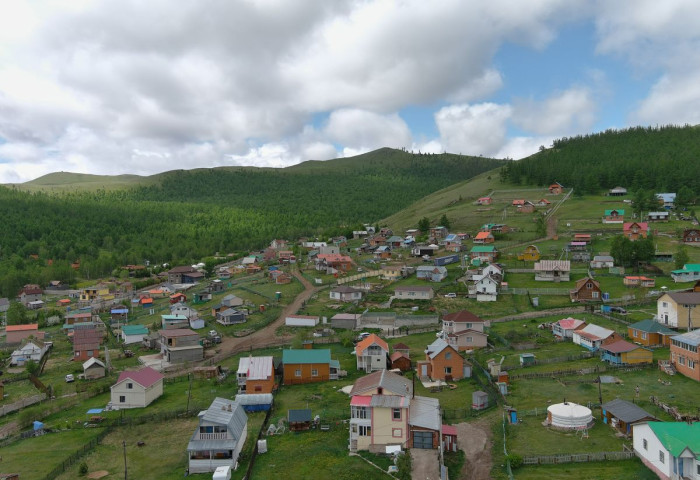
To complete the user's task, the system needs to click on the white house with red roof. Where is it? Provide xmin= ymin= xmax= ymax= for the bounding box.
xmin=110 ymin=366 xmax=164 ymax=409
xmin=355 ymin=334 xmax=389 ymax=373
xmin=552 ymin=317 xmax=587 ymax=339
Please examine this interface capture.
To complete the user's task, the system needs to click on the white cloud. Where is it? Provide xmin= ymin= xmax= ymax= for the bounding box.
xmin=630 ymin=70 xmax=700 ymax=126
xmin=512 ymin=87 xmax=597 ymax=136
xmin=435 ymin=103 xmax=512 ymax=157
xmin=324 ymin=109 xmax=412 ymax=151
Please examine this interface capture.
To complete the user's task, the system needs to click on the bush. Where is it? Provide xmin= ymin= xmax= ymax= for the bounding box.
xmin=79 ymin=462 xmax=88 ymax=475
xmin=506 ymin=453 xmax=523 ymax=469
xmin=396 ymin=451 xmax=412 ymax=480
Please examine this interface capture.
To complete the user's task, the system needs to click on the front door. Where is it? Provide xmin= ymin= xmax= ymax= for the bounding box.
xmin=421 ymin=364 xmax=428 ymax=377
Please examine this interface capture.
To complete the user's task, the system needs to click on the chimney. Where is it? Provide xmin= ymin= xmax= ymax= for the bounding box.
xmin=227 ymin=404 xmax=232 ymax=412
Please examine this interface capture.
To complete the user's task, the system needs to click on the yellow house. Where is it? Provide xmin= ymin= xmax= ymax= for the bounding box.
xmin=80 ymin=285 xmax=110 ymax=302
xmin=380 ymin=265 xmax=402 ymax=281
xmin=518 ymin=245 xmax=540 ymax=261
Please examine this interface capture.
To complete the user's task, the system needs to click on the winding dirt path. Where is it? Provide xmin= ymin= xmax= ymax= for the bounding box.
xmin=455 ymin=418 xmax=494 ymax=480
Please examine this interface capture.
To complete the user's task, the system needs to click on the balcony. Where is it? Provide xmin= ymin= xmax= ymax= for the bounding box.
xmin=196 ymin=432 xmax=228 ymax=440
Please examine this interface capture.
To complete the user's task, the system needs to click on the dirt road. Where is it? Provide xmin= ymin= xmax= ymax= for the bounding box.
xmin=455 ymin=418 xmax=493 ymax=480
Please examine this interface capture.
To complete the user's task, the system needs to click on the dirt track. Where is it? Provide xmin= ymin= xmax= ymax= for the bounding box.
xmin=455 ymin=418 xmax=493 ymax=480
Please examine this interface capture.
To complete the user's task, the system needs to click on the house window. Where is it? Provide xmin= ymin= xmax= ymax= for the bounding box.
xmin=679 ymin=356 xmax=686 ymax=366
xmin=632 ymin=330 xmax=638 ymax=338
xmin=641 ymin=332 xmax=647 ymax=340
xmin=586 ymin=283 xmax=592 ymax=289
xmin=444 ymin=367 xmax=452 ymax=375
xmin=445 ymin=352 xmax=452 ymax=360
xmin=466 ymin=337 xmax=473 ymax=343
xmin=255 ymin=385 xmax=262 ymax=392
xmin=392 ymin=428 xmax=402 ymax=438
xmin=295 ymin=369 xmax=301 ymax=377
xmin=311 ymin=369 xmax=318 ymax=377
xmin=689 ymin=359 xmax=695 ymax=369
xmin=127 ymin=383 xmax=133 ymax=389
xmin=352 ymin=406 xmax=368 ymax=419
xmin=662 ymin=302 xmax=668 ymax=308
xmin=393 ymin=408 xmax=401 ymax=420
xmin=592 ymin=291 xmax=599 ymax=299
xmin=75 ymin=351 xmax=79 ymax=357
xmin=119 ymin=395 xmax=125 ymax=403
xmin=659 ymin=451 xmax=664 ymax=464
xmin=643 ymin=439 xmax=647 ymax=450
xmin=359 ymin=425 xmax=371 ymax=437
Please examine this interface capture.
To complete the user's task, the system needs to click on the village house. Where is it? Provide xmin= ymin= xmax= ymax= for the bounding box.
xmin=5 ymin=323 xmax=44 ymax=345
xmin=374 ymin=245 xmax=392 ymax=259
xmin=442 ymin=310 xmax=490 ymax=330
xmin=330 ymin=286 xmax=364 ymax=302
xmin=682 ymin=228 xmax=700 ymax=244
xmin=445 ymin=329 xmax=488 ymax=352
xmin=282 ymin=349 xmax=339 ymax=385
xmin=627 ymin=319 xmax=676 ymax=348
xmin=187 ymin=397 xmax=248 ymax=474
xmin=418 ymin=338 xmax=471 ymax=381
xmin=355 ymin=334 xmax=389 ymax=373
xmin=380 ymin=264 xmax=402 ymax=281
xmin=469 ymin=275 xmax=499 ymax=302
xmin=110 ymin=366 xmax=164 ymax=409
xmin=171 ymin=302 xmax=197 ymax=319
xmin=603 ymin=209 xmax=625 ymax=224
xmin=601 ymin=399 xmax=657 ymax=436
xmin=477 ymin=196 xmax=492 ymax=205
xmin=656 ymin=292 xmax=700 ymax=329
xmin=469 ymin=245 xmax=498 ymax=264
xmin=518 ymin=245 xmax=540 ymax=261
xmin=670 ymin=329 xmax=700 ymax=381
xmin=656 ymin=192 xmax=676 ymax=209
xmin=670 ymin=264 xmax=700 ymax=283
xmin=315 ymin=253 xmax=353 ymax=273
xmin=83 ymin=357 xmax=106 ymax=380
xmin=551 ymin=317 xmax=587 ymax=339
xmin=600 ymin=340 xmax=653 ymax=365
xmin=121 ymin=324 xmax=149 ymax=345
xmin=470 ymin=263 xmax=504 ymax=283
xmin=473 ymin=231 xmax=494 ymax=244
xmin=534 ymin=260 xmax=571 ymax=282
xmin=609 ymin=186 xmax=627 ymax=196
xmin=536 ymin=198 xmax=551 ymax=207
xmin=10 ymin=339 xmax=49 ymax=366
xmin=160 ymin=329 xmax=204 ymax=364
xmin=394 ymin=285 xmax=434 ymax=300
xmin=590 ymin=255 xmax=615 ymax=269
xmin=572 ymin=324 xmax=620 ymax=351
xmin=517 ymin=201 xmax=536 ymax=213
xmin=18 ymin=284 xmax=43 ymax=306
xmin=647 ymin=211 xmax=669 ymax=222
xmin=512 ymin=199 xmax=525 ymax=207
xmin=348 ymin=370 xmax=441 ymax=452
xmin=330 ymin=313 xmax=361 ymax=330
xmin=79 ymin=285 xmax=110 ymax=303
xmin=390 ymin=352 xmax=412 ymax=372
xmin=237 ymin=356 xmax=275 ymax=394
xmin=633 ymin=422 xmax=700 ymax=479
xmin=623 ymin=222 xmax=649 ymax=241
xmin=217 ymin=308 xmax=247 ymax=326
xmin=73 ymin=327 xmax=103 ymax=362
xmin=169 ymin=292 xmax=187 ymax=305
xmin=443 ymin=234 xmax=463 ymax=252
xmin=416 ymin=266 xmax=448 ymax=282
xmin=168 ymin=265 xmax=204 ymax=284
xmin=624 ymin=276 xmax=655 ymax=288
xmin=569 ymin=277 xmax=602 ymax=302
xmin=161 ymin=314 xmax=189 ymax=330
xmin=430 ymin=226 xmax=448 ymax=239
xmin=549 ymin=182 xmax=563 ymax=194
xmin=284 ymin=315 xmax=319 ymax=327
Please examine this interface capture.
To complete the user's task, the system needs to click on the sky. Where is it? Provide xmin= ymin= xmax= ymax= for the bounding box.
xmin=1 ymin=1 xmax=700 ymax=183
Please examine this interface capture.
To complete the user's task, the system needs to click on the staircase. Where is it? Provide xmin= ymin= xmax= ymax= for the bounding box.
xmin=658 ymin=359 xmax=676 ymax=376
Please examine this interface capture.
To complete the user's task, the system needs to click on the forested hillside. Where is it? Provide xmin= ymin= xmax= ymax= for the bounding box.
xmin=500 ymin=125 xmax=700 ymax=194
xmin=0 ymin=149 xmax=502 ymax=297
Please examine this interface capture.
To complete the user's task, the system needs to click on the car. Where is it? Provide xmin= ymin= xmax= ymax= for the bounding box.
xmin=65 ymin=374 xmax=75 ymax=383
xmin=444 ymin=293 xmax=457 ymax=298
xmin=610 ymin=306 xmax=627 ymax=314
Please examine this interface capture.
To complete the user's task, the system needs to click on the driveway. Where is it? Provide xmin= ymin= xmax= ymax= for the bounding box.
xmin=411 ymin=448 xmax=440 ymax=480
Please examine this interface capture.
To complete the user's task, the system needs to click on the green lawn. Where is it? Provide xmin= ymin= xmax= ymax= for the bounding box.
xmin=512 ymin=458 xmax=658 ymax=480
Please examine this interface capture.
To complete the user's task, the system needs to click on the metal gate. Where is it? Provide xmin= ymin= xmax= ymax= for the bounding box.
xmin=413 ymin=431 xmax=433 ymax=449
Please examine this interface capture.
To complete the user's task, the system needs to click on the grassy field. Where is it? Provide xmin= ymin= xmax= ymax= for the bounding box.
xmin=512 ymin=458 xmax=658 ymax=480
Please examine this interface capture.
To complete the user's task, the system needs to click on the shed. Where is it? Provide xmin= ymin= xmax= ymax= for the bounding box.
xmin=601 ymin=398 xmax=657 ymax=435
xmin=82 ymin=357 xmax=106 ymax=380
xmin=519 ymin=353 xmax=536 ymax=366
xmin=442 ymin=424 xmax=458 ymax=452
xmin=472 ymin=391 xmax=489 ymax=410
xmin=234 ymin=393 xmax=274 ymax=412
xmin=193 ymin=365 xmax=223 ymax=379
xmin=288 ymin=409 xmax=312 ymax=431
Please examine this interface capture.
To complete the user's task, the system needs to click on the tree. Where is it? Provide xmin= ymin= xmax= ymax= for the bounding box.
xmin=25 ymin=359 xmax=40 ymax=377
xmin=675 ymin=245 xmax=690 ymax=270
xmin=610 ymin=236 xmax=633 ymax=267
xmin=534 ymin=213 xmax=547 ymax=237
xmin=417 ymin=217 xmax=430 ymax=233
xmin=439 ymin=214 xmax=451 ymax=230
xmin=676 ymin=185 xmax=695 ymax=209
xmin=6 ymin=301 xmax=28 ymax=325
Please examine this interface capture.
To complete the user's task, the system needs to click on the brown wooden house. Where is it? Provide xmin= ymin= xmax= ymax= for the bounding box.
xmin=683 ymin=228 xmax=700 ymax=244
xmin=390 ymin=352 xmax=412 ymax=372
xmin=549 ymin=182 xmax=563 ymax=194
xmin=569 ymin=277 xmax=602 ymax=302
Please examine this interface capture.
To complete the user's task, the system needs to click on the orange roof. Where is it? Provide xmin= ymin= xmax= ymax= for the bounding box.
xmin=356 ymin=334 xmax=389 ymax=355
xmin=6 ymin=324 xmax=39 ymax=332
xmin=474 ymin=231 xmax=492 ymax=240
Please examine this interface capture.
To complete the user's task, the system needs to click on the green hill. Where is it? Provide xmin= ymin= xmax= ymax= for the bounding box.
xmin=16 ymin=172 xmax=154 ymax=191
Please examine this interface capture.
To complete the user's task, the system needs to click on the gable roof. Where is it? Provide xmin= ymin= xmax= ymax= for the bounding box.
xmin=592 ymin=255 xmax=614 ymax=262
xmin=393 ymin=342 xmax=410 ymax=351
xmin=443 ymin=310 xmax=485 ymax=323
xmin=572 ymin=277 xmax=600 ymax=291
xmin=190 ymin=397 xmax=247 ymax=450
xmin=282 ymin=349 xmax=331 ymax=365
xmin=628 ymin=319 xmax=675 ymax=335
xmin=6 ymin=324 xmax=39 ymax=332
xmin=671 ymin=329 xmax=700 ymax=347
xmin=356 ymin=334 xmax=389 ymax=355
xmin=555 ymin=317 xmax=586 ymax=330
xmin=604 ymin=209 xmax=625 ymax=215
xmin=663 ymin=291 xmax=700 ymax=305
xmin=647 ymin=422 xmax=700 ymax=458
xmin=237 ymin=356 xmax=273 ymax=380
xmin=122 ymin=325 xmax=148 ymax=336
xmin=470 ymin=246 xmax=497 ymax=253
xmin=602 ymin=398 xmax=656 ymax=424
xmin=534 ymin=260 xmax=571 ymax=271
xmin=409 ymin=395 xmax=441 ymax=430
xmin=116 ymin=366 xmax=163 ymax=389
xmin=623 ymin=222 xmax=649 ymax=231
xmin=576 ymin=324 xmax=614 ymax=341
xmin=390 ymin=352 xmax=409 ymax=362
xmin=159 ymin=328 xmax=198 ymax=338
xmin=601 ymin=339 xmax=640 ymax=353
xmin=82 ymin=357 xmax=105 ymax=370
xmin=349 ymin=369 xmax=412 ymax=397
xmin=474 ymin=231 xmax=492 ymax=240
xmin=73 ymin=328 xmax=102 ymax=349
xmin=425 ymin=338 xmax=459 ymax=359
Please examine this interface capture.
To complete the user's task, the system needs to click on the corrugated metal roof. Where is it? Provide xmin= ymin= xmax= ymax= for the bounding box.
xmin=579 ymin=324 xmax=614 ymax=340
xmin=288 ymin=409 xmax=312 ymax=422
xmin=671 ymin=329 xmax=700 ymax=347
xmin=237 ymin=356 xmax=273 ymax=380
xmin=534 ymin=260 xmax=571 ymax=271
xmin=234 ymin=394 xmax=273 ymax=405
xmin=282 ymin=349 xmax=331 ymax=365
xmin=115 ymin=367 xmax=163 ymax=388
xmin=370 ymin=395 xmax=410 ymax=409
xmin=198 ymin=397 xmax=247 ymax=437
xmin=425 ymin=338 xmax=450 ymax=359
xmin=602 ymin=399 xmax=656 ymax=424
xmin=409 ymin=396 xmax=440 ymax=431
xmin=350 ymin=370 xmax=412 ymax=397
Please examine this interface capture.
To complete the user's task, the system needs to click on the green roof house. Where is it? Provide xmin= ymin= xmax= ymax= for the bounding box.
xmin=282 ymin=349 xmax=339 ymax=385
xmin=633 ymin=422 xmax=700 ymax=479
xmin=627 ymin=319 xmax=676 ymax=347
xmin=121 ymin=324 xmax=149 ymax=345
xmin=470 ymin=245 xmax=498 ymax=263
xmin=671 ymin=264 xmax=700 ymax=283
xmin=603 ymin=209 xmax=625 ymax=224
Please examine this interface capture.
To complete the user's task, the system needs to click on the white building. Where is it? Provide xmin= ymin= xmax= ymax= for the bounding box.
xmin=633 ymin=422 xmax=700 ymax=480
xmin=10 ymin=340 xmax=48 ymax=366
xmin=110 ymin=367 xmax=164 ymax=409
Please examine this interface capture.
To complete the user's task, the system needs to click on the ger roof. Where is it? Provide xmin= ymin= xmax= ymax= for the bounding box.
xmin=282 ymin=348 xmax=331 ymax=365
xmin=628 ymin=319 xmax=676 ymax=335
xmin=237 ymin=356 xmax=273 ymax=380
xmin=115 ymin=366 xmax=163 ymax=388
xmin=349 ymin=369 xmax=412 ymax=397
xmin=356 ymin=334 xmax=389 ymax=355
xmin=602 ymin=398 xmax=656 ymax=424
xmin=647 ymin=422 xmax=700 ymax=458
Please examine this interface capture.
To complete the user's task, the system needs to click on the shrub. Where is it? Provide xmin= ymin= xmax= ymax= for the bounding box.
xmin=396 ymin=451 xmax=412 ymax=480
xmin=506 ymin=453 xmax=523 ymax=469
xmin=79 ymin=462 xmax=88 ymax=475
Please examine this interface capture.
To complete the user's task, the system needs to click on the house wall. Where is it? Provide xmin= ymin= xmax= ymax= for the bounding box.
xmin=621 ymin=349 xmax=653 ymax=365
xmin=283 ymin=363 xmax=330 ymax=385
xmin=450 ymin=333 xmax=488 ymax=351
xmin=167 ymin=346 xmax=204 ymax=363
xmin=244 ymin=376 xmax=275 ymax=394
xmin=572 ymin=283 xmax=602 ymax=301
xmin=628 ymin=329 xmax=667 ymax=347
xmin=535 ymin=271 xmax=571 ymax=282
xmin=74 ymin=348 xmax=99 ymax=362
xmin=670 ymin=345 xmax=700 ymax=382
xmin=6 ymin=330 xmax=41 ymax=345
xmin=111 ymin=380 xmax=163 ymax=408
xmin=371 ymin=405 xmax=409 ymax=448
xmin=429 ymin=349 xmax=465 ymax=380
xmin=122 ymin=333 xmax=145 ymax=345
xmin=189 ymin=424 xmax=247 ymax=473
xmin=394 ymin=290 xmax=434 ymax=300
xmin=84 ymin=365 xmax=105 ymax=380
xmin=633 ymin=424 xmax=672 ymax=480
xmin=410 ymin=427 xmax=439 ymax=449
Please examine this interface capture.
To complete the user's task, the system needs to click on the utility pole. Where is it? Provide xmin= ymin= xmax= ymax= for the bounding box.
xmin=684 ymin=304 xmax=695 ymax=331
xmin=123 ymin=440 xmax=127 ymax=480
xmin=186 ymin=372 xmax=193 ymax=414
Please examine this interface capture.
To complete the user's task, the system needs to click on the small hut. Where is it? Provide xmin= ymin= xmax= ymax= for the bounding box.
xmin=472 ymin=391 xmax=489 ymax=410
xmin=288 ymin=409 xmax=312 ymax=431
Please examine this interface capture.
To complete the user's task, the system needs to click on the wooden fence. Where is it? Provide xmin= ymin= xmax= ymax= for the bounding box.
xmin=523 ymin=451 xmax=635 ymax=465
xmin=41 ymin=426 xmax=115 ymax=479
xmin=0 ymin=393 xmax=47 ymax=417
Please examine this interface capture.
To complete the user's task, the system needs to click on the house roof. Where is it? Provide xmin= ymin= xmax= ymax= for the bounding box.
xmin=512 ymin=199 xmax=525 ymax=205
xmin=370 ymin=395 xmax=410 ymax=409
xmin=356 ymin=334 xmax=389 ymax=355
xmin=601 ymin=339 xmax=640 ymax=353
xmin=664 ymin=291 xmax=700 ymax=305
xmin=122 ymin=325 xmax=148 ymax=336
xmin=474 ymin=231 xmax=492 ymax=240
xmin=555 ymin=317 xmax=586 ymax=330
xmin=416 ymin=266 xmax=448 ymax=274
xmin=288 ymin=409 xmax=312 ymax=422
xmin=576 ymin=324 xmax=614 ymax=341
xmin=394 ymin=286 xmax=434 ymax=293
xmin=572 ymin=277 xmax=600 ymax=291
xmin=656 ymin=193 xmax=676 ymax=203
xmin=393 ymin=342 xmax=410 ymax=351
xmin=448 ymin=329 xmax=487 ymax=339
xmin=625 ymin=276 xmax=653 ymax=281
xmin=237 ymin=356 xmax=273 ymax=380
xmin=623 ymin=222 xmax=649 ymax=231
xmin=648 ymin=211 xmax=669 ymax=216
xmin=282 ymin=349 xmax=331 ymax=365
xmin=604 ymin=209 xmax=625 ymax=215
xmin=602 ymin=399 xmax=656 ymax=424
xmin=161 ymin=314 xmax=188 ymax=321
xmin=82 ymin=357 xmax=105 ymax=370
xmin=534 ymin=260 xmax=571 ymax=271
xmin=409 ymin=396 xmax=441 ymax=431
xmin=349 ymin=369 xmax=412 ymax=397
xmin=73 ymin=328 xmax=102 ymax=349
xmin=168 ymin=265 xmax=197 ymax=274
xmin=6 ymin=324 xmax=39 ymax=332
xmin=159 ymin=328 xmax=198 ymax=338
xmin=592 ymin=255 xmax=614 ymax=262
xmin=390 ymin=352 xmax=409 ymax=361
xmin=628 ymin=319 xmax=675 ymax=335
xmin=188 ymin=397 xmax=247 ymax=451
xmin=442 ymin=424 xmax=458 ymax=436
xmin=425 ymin=338 xmax=453 ymax=359
xmin=647 ymin=422 xmax=700 ymax=458
xmin=442 ymin=310 xmax=485 ymax=323
xmin=116 ymin=366 xmax=163 ymax=389
xmin=610 ymin=186 xmax=627 ymax=193
xmin=331 ymin=286 xmax=362 ymax=294
xmin=671 ymin=329 xmax=700 ymax=347
xmin=471 ymin=246 xmax=497 ymax=253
